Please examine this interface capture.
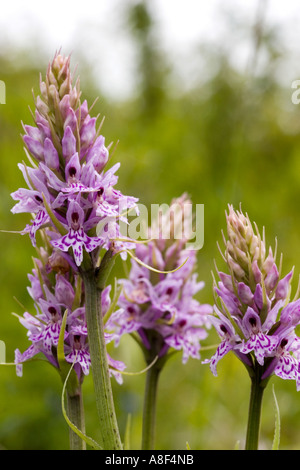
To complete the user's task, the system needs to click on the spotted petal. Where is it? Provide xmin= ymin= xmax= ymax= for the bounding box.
xmin=66 ymin=349 xmax=91 ymax=375
xmin=240 ymin=333 xmax=278 ymax=365
xmin=274 ymin=354 xmax=298 ymax=381
xmin=203 ymin=340 xmax=234 ymax=376
xmin=51 ymin=228 xmax=103 ymax=266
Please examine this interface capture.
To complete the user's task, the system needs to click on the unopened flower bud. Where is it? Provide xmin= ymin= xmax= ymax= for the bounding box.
xmin=44 ymin=138 xmax=60 ymax=170
xmin=59 ymin=76 xmax=72 ymax=99
xmin=238 ymin=282 xmax=253 ymax=304
xmin=228 ymin=255 xmax=245 ymax=280
xmin=264 ymin=263 xmax=279 ymax=293
xmin=39 ymin=80 xmax=47 ymax=100
xmin=47 ymin=68 xmax=58 ymax=88
xmin=36 ymin=96 xmax=49 ymax=116
xmin=251 ymin=260 xmax=262 ymax=284
xmin=275 ymin=269 xmax=294 ymax=300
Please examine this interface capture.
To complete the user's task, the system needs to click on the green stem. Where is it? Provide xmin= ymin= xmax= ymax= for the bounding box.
xmin=81 ymin=262 xmax=122 ymax=450
xmin=141 ymin=363 xmax=161 ymax=450
xmin=245 ymin=365 xmax=267 ymax=450
xmin=66 ymin=388 xmax=86 ymax=450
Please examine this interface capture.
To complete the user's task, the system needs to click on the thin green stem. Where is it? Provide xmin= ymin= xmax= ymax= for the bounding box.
xmin=245 ymin=365 xmax=267 ymax=450
xmin=141 ymin=363 xmax=161 ymax=450
xmin=66 ymin=388 xmax=86 ymax=450
xmin=81 ymin=266 xmax=122 ymax=450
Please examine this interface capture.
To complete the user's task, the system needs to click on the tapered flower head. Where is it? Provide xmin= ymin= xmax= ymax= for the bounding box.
xmin=204 ymin=205 xmax=300 ymax=390
xmin=11 ymin=51 xmax=139 ymax=385
xmin=107 ymin=195 xmax=212 ymax=364
xmin=11 ymin=51 xmax=138 ymax=266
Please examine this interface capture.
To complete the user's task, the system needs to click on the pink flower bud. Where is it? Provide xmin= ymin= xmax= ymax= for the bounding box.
xmin=275 ymin=269 xmax=294 ymax=300
xmin=44 ymin=138 xmax=59 ymax=170
xmin=264 ymin=263 xmax=279 ymax=292
xmin=62 ymin=125 xmax=77 ymax=161
xmin=23 ymin=135 xmax=44 ymax=161
xmin=80 ymin=117 xmax=96 ymax=151
xmin=238 ymin=282 xmax=253 ymax=304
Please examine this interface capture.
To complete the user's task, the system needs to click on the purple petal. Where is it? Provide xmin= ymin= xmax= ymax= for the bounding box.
xmin=86 ymin=135 xmax=109 ymax=172
xmin=66 ymin=199 xmax=85 ymax=228
xmin=44 ymin=138 xmax=59 ymax=170
xmin=62 ymin=125 xmax=77 ymax=161
xmin=252 ymin=260 xmax=262 ymax=284
xmin=65 ymin=152 xmax=81 ymax=183
xmin=264 ymin=263 xmax=279 ymax=293
xmin=55 ymin=275 xmax=75 ymax=308
xmin=64 ymin=107 xmax=78 ymax=133
xmin=238 ymin=282 xmax=253 ymax=304
xmin=275 ymin=269 xmax=294 ymax=300
xmin=80 ymin=117 xmax=96 ymax=151
xmin=40 ymin=162 xmax=65 ymax=191
xmin=203 ymin=340 xmax=234 ymax=376
xmin=275 ymin=355 xmax=298 ymax=380
xmin=23 ymin=135 xmax=44 ymax=161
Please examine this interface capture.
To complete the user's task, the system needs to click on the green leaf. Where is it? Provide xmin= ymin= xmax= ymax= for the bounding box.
xmin=61 ymin=359 xmax=103 ymax=450
xmin=103 ymin=278 xmax=122 ymax=324
xmin=123 ymin=413 xmax=132 ymax=450
xmin=57 ymin=309 xmax=79 ymax=397
xmin=272 ymin=384 xmax=280 ymax=450
xmin=57 ymin=311 xmax=103 ymax=449
xmin=42 ymin=193 xmax=68 ymax=235
xmin=57 ymin=309 xmax=68 ymax=365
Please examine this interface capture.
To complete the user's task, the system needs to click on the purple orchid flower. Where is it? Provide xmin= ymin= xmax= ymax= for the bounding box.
xmin=11 ymin=52 xmax=138 ymax=269
xmin=51 ymin=199 xmax=104 ymax=266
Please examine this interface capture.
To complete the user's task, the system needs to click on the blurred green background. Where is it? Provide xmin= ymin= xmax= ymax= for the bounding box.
xmin=1 ymin=0 xmax=300 ymax=450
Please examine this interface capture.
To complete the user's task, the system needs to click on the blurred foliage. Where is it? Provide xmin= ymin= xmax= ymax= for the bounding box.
xmin=1 ymin=0 xmax=300 ymax=450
